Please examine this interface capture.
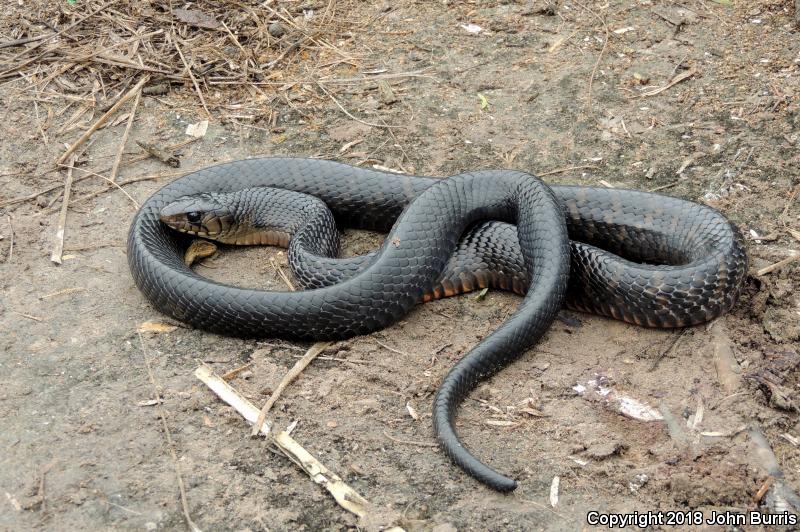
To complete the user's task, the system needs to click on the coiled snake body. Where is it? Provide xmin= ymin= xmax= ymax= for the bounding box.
xmin=128 ymin=157 xmax=747 ymax=492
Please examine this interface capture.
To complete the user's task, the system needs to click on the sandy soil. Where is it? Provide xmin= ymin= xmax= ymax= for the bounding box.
xmin=1 ymin=1 xmax=799 ymax=531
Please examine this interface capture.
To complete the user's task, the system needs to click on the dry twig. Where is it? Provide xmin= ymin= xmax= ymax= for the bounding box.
xmin=4 ymin=215 xmax=13 ymax=262
xmin=139 ymin=333 xmax=202 ymax=532
xmin=110 ymin=90 xmax=142 ymax=182
xmin=756 ymin=252 xmax=800 ymax=276
xmin=57 ymin=75 xmax=150 ymax=165
xmin=50 ymin=154 xmax=76 ymax=264
xmin=173 ymin=37 xmax=211 ymax=119
xmin=250 ymin=342 xmax=333 ymax=436
xmin=574 ymin=1 xmax=610 ymax=112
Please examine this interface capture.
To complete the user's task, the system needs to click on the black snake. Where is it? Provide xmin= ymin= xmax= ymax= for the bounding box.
xmin=127 ymin=157 xmax=747 ymax=492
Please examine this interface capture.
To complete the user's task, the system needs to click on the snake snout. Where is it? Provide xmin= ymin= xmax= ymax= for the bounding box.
xmin=159 ymin=193 xmax=234 ymax=239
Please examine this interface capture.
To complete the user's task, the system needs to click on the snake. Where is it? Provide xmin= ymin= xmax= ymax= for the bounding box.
xmin=127 ymin=157 xmax=748 ymax=492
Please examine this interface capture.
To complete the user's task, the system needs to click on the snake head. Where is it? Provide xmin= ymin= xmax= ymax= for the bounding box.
xmin=159 ymin=193 xmax=237 ymax=242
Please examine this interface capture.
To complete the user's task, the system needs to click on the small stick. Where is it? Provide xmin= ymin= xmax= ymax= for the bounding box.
xmin=711 ymin=321 xmax=742 ymax=394
xmin=375 ymin=340 xmax=414 ymax=358
xmin=250 ymin=342 xmax=333 ymax=436
xmin=56 ymin=164 xmax=140 ymax=208
xmin=173 ymin=38 xmax=211 ymax=119
xmin=292 ymin=354 xmax=368 ymax=364
xmin=57 ymin=75 xmax=150 ymax=165
xmin=383 ymin=430 xmax=437 ymax=448
xmin=317 ymin=83 xmax=402 ymax=129
xmin=574 ymin=1 xmax=610 ymax=112
xmin=50 ymin=154 xmax=76 ymax=264
xmin=0 ymin=0 xmax=116 ymax=64
xmin=648 ymin=330 xmax=686 ymax=371
xmin=221 ymin=363 xmax=253 ymax=381
xmin=110 ymin=90 xmax=142 ymax=182
xmin=0 ymin=139 xmax=196 ymax=209
xmin=269 ymin=257 xmax=295 ymax=290
xmin=195 ymin=364 xmax=271 ymax=435
xmin=756 ymin=252 xmax=800 ymax=276
xmin=138 ymin=333 xmax=202 ymax=532
xmin=755 ymin=477 xmax=774 ymax=504
xmin=135 ymin=141 xmax=180 ymax=168
xmin=272 ymin=431 xmax=371 ymax=518
xmin=781 ymin=184 xmax=799 ymax=219
xmin=12 ymin=311 xmax=43 ymax=322
xmin=649 ymin=181 xmax=679 ymax=192
xmin=5 ymin=215 xmax=12 ymax=262
xmin=538 ymin=165 xmax=597 ymax=177
xmin=638 ymin=68 xmax=698 ymax=98
xmin=198 ymin=365 xmax=376 ymax=519
xmin=36 ymin=170 xmax=184 ymax=216
xmin=39 ymin=287 xmax=85 ymax=299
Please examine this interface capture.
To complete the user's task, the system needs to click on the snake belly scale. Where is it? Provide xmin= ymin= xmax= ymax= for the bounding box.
xmin=128 ymin=157 xmax=747 ymax=492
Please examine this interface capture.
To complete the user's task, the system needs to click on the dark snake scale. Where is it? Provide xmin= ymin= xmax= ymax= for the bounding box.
xmin=128 ymin=157 xmax=748 ymax=492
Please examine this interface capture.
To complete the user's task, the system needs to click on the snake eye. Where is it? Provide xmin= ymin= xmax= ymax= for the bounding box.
xmin=186 ymin=211 xmax=202 ymax=223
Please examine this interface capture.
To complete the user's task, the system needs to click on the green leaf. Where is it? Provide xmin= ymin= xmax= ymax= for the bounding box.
xmin=67 ymin=0 xmax=76 ymax=4
xmin=477 ymin=93 xmax=489 ymax=110
xmin=474 ymin=287 xmax=489 ymax=301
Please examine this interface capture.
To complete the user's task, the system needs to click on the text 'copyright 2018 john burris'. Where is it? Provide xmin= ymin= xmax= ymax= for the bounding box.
xmin=586 ymin=509 xmax=797 ymax=528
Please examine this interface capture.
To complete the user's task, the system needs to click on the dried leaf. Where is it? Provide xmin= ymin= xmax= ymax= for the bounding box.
xmin=186 ymin=120 xmax=209 ymax=138
xmin=175 ymin=8 xmax=220 ymax=30
xmin=185 ymin=239 xmax=218 ymax=266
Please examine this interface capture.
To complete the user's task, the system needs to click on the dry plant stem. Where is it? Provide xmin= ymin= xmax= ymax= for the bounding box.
xmin=0 ymin=0 xmax=116 ymax=66
xmin=221 ymin=363 xmax=252 ymax=381
xmin=638 ymin=68 xmax=698 ymax=98
xmin=711 ymin=321 xmax=742 ymax=394
xmin=272 ymin=431 xmax=371 ymax=518
xmin=173 ymin=38 xmax=211 ymax=119
xmin=317 ymin=83 xmax=402 ymax=129
xmin=756 ymin=252 xmax=800 ymax=276
xmin=138 ymin=333 xmax=202 ymax=532
xmin=56 ymin=165 xmax=140 ymax=209
xmin=269 ymin=257 xmax=295 ymax=290
xmin=383 ymin=430 xmax=437 ymax=448
xmin=194 ymin=364 xmax=271 ymax=435
xmin=5 ymin=215 xmax=13 ymax=262
xmin=1 ymin=137 xmax=199 ymax=208
xmin=250 ymin=342 xmax=333 ymax=436
xmin=538 ymin=165 xmax=597 ymax=177
xmin=50 ymin=155 xmax=76 ymax=264
xmin=57 ymin=75 xmax=150 ymax=165
xmin=110 ymin=90 xmax=142 ymax=182
xmin=194 ymin=365 xmax=374 ymax=520
xmin=375 ymin=340 xmax=413 ymax=358
xmin=648 ymin=330 xmax=686 ymax=371
xmin=574 ymin=1 xmax=610 ymax=112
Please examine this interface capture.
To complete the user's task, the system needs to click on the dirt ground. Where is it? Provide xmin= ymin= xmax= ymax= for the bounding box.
xmin=1 ymin=1 xmax=799 ymax=531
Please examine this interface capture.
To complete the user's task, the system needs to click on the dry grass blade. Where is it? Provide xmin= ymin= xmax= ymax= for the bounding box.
xmin=110 ymin=90 xmax=143 ymax=182
xmin=57 ymin=76 xmax=150 ymax=165
xmin=50 ymin=154 xmax=76 ymax=264
xmin=250 ymin=342 xmax=333 ymax=436
xmin=172 ymin=37 xmax=211 ymax=119
xmin=138 ymin=333 xmax=202 ymax=532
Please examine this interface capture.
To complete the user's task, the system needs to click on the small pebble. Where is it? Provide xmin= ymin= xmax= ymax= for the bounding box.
xmin=268 ymin=22 xmax=285 ymax=38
